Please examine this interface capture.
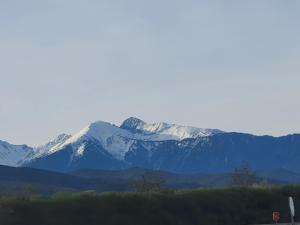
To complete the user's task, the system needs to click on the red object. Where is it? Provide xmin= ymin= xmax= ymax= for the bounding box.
xmin=273 ymin=212 xmax=280 ymax=223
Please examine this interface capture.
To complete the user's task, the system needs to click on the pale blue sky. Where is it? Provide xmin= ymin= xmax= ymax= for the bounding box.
xmin=0 ymin=0 xmax=299 ymax=145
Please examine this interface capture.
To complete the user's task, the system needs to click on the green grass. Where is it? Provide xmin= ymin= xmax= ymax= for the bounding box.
xmin=0 ymin=186 xmax=299 ymax=225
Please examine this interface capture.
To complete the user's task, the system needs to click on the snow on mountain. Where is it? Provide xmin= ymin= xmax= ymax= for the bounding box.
xmin=121 ymin=117 xmax=223 ymax=141
xmin=47 ymin=118 xmax=223 ymax=161
xmin=17 ymin=118 xmax=300 ymax=174
xmin=50 ymin=121 xmax=136 ymax=160
xmin=34 ymin=133 xmax=71 ymax=155
xmin=17 ymin=134 xmax=72 ymax=165
xmin=0 ymin=140 xmax=33 ymax=166
xmin=120 ymin=117 xmax=146 ymax=131
xmin=0 ymin=117 xmax=224 ymax=169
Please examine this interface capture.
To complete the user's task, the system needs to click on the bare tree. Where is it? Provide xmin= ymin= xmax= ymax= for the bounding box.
xmin=131 ymin=173 xmax=167 ymax=192
xmin=231 ymin=163 xmax=258 ymax=186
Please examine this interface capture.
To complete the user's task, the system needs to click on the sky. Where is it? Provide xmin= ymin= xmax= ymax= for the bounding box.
xmin=0 ymin=0 xmax=299 ymax=146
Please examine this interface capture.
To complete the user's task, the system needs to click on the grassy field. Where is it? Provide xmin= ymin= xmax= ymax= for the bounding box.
xmin=0 ymin=186 xmax=299 ymax=225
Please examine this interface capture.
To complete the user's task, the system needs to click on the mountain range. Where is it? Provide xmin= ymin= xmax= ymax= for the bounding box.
xmin=1 ymin=165 xmax=299 ymax=195
xmin=0 ymin=117 xmax=299 ymax=174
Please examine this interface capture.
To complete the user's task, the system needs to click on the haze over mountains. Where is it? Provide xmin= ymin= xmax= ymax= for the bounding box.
xmin=0 ymin=117 xmax=299 ymax=174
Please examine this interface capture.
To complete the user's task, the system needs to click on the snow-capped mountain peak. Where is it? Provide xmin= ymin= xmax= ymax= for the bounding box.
xmin=61 ymin=121 xmax=133 ymax=147
xmin=50 ymin=121 xmax=135 ymax=160
xmin=0 ymin=140 xmax=33 ymax=166
xmin=21 ymin=118 xmax=224 ymax=168
xmin=120 ymin=117 xmax=224 ymax=141
xmin=120 ymin=117 xmax=146 ymax=131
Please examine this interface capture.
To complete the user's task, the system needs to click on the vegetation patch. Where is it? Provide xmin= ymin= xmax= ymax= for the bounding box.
xmin=0 ymin=186 xmax=299 ymax=225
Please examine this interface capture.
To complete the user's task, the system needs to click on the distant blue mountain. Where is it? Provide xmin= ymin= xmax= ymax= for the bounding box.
xmin=124 ymin=133 xmax=300 ymax=173
xmin=18 ymin=118 xmax=300 ymax=174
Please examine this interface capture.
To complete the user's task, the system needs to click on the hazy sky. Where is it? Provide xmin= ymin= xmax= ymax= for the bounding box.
xmin=0 ymin=0 xmax=299 ymax=146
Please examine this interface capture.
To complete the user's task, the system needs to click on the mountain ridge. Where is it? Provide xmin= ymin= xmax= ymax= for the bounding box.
xmin=0 ymin=165 xmax=298 ymax=195
xmin=0 ymin=117 xmax=299 ymax=174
